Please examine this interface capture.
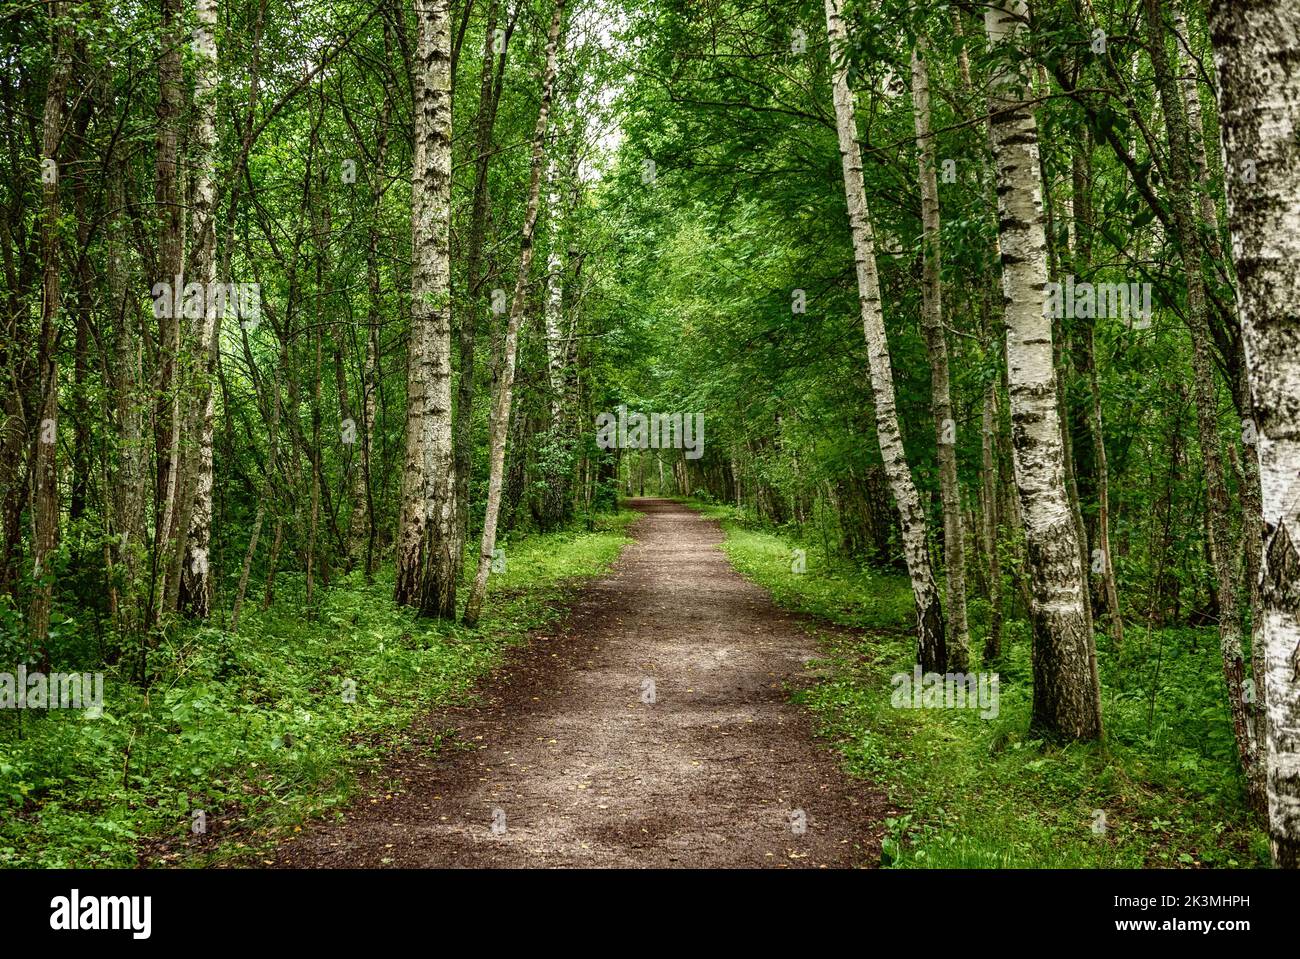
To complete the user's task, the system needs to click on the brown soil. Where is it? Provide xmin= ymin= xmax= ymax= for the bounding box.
xmin=271 ymin=498 xmax=891 ymax=868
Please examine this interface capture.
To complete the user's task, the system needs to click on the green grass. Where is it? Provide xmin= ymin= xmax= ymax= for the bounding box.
xmin=689 ymin=498 xmax=1271 ymax=869
xmin=0 ymin=511 xmax=635 ymax=868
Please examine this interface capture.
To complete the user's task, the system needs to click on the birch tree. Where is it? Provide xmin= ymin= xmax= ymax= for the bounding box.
xmin=1144 ymin=0 xmax=1261 ymax=808
xmin=395 ymin=0 xmax=457 ymax=616
xmin=452 ymin=0 xmax=512 ymax=586
xmin=463 ymin=0 xmax=566 ymax=628
xmin=544 ymin=146 xmax=567 ymax=422
xmin=1209 ymin=0 xmax=1300 ymax=867
xmin=824 ymin=0 xmax=945 ymax=672
xmin=984 ymin=0 xmax=1101 ymax=739
xmin=177 ymin=0 xmax=222 ymax=618
xmin=911 ymin=38 xmax=969 ymax=670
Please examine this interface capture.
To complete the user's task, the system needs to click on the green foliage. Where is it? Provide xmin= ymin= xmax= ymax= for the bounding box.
xmin=0 ymin=513 xmax=634 ymax=868
xmin=701 ymin=501 xmax=1269 ymax=868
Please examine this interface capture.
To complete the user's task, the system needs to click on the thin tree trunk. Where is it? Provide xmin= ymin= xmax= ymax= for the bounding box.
xmin=107 ymin=156 xmax=145 ymax=626
xmin=912 ymin=39 xmax=968 ymax=670
xmin=824 ymin=0 xmax=945 ymax=671
xmin=452 ymin=0 xmax=513 ymax=588
xmin=229 ymin=504 xmax=264 ymax=634
xmin=30 ymin=3 xmax=73 ymax=664
xmin=1145 ymin=0 xmax=1262 ymax=811
xmin=347 ymin=97 xmax=390 ymax=569
xmin=262 ymin=517 xmax=283 ymax=610
xmin=463 ymin=0 xmax=566 ymax=627
xmin=543 ymin=146 xmax=567 ymax=421
xmin=1072 ymin=140 xmax=1123 ymax=649
xmin=1178 ymin=0 xmax=1267 ymax=751
xmin=177 ymin=0 xmax=221 ymax=618
xmin=981 ymin=383 xmax=1003 ymax=661
xmin=151 ymin=0 xmax=187 ymax=630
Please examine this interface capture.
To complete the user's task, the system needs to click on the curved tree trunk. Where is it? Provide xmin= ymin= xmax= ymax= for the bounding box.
xmin=1178 ymin=0 xmax=1268 ymax=759
xmin=824 ymin=0 xmax=945 ymax=672
xmin=463 ymin=0 xmax=566 ymax=627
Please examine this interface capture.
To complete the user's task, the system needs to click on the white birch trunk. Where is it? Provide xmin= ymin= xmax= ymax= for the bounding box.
xmin=462 ymin=0 xmax=566 ymax=627
xmin=395 ymin=0 xmax=456 ymax=616
xmin=178 ymin=0 xmax=221 ymax=618
xmin=544 ymin=148 xmax=566 ymax=423
xmin=824 ymin=0 xmax=945 ymax=670
xmin=1209 ymin=0 xmax=1300 ymax=866
xmin=984 ymin=0 xmax=1101 ymax=739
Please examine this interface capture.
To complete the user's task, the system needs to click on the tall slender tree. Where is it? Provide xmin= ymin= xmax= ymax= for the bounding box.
xmin=1144 ymin=0 xmax=1260 ymax=808
xmin=1209 ymin=0 xmax=1300 ymax=867
xmin=463 ymin=0 xmax=567 ymax=627
xmin=911 ymin=38 xmax=969 ymax=670
xmin=30 ymin=0 xmax=73 ymax=664
xmin=395 ymin=0 xmax=457 ymax=615
xmin=824 ymin=0 xmax=945 ymax=672
xmin=451 ymin=0 xmax=513 ymax=587
xmin=150 ymin=0 xmax=187 ymax=632
xmin=177 ymin=0 xmax=223 ymax=618
xmin=984 ymin=0 xmax=1102 ymax=739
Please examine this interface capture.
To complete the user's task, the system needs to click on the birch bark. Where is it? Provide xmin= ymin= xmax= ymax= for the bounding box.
xmin=395 ymin=0 xmax=457 ymax=617
xmin=177 ymin=0 xmax=222 ymax=618
xmin=1209 ymin=0 xmax=1300 ymax=865
xmin=824 ymin=0 xmax=945 ymax=671
xmin=984 ymin=0 xmax=1101 ymax=738
xmin=1145 ymin=0 xmax=1260 ymax=808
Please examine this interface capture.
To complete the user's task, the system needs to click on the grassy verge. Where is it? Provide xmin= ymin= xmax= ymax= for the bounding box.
xmin=0 ymin=511 xmax=635 ymax=868
xmin=689 ymin=498 xmax=1269 ymax=868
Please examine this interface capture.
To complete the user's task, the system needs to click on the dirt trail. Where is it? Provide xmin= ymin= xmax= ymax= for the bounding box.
xmin=273 ymin=498 xmax=890 ymax=867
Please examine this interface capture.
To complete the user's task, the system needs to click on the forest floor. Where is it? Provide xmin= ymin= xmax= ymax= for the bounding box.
xmin=269 ymin=498 xmax=891 ymax=867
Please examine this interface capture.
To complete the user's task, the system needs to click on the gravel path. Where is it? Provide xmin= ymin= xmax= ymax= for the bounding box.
xmin=272 ymin=498 xmax=890 ymax=868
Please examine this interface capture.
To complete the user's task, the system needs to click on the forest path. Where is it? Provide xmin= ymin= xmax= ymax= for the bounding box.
xmin=271 ymin=498 xmax=890 ymax=867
